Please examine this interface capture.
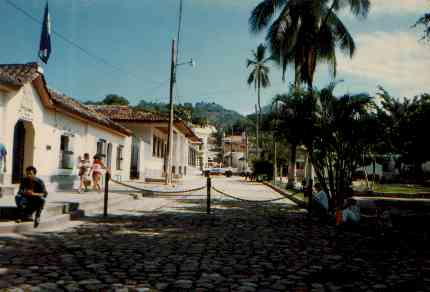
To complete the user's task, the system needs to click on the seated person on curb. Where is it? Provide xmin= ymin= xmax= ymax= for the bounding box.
xmin=342 ymin=198 xmax=361 ymax=225
xmin=15 ymin=166 xmax=48 ymax=227
xmin=312 ymin=183 xmax=330 ymax=218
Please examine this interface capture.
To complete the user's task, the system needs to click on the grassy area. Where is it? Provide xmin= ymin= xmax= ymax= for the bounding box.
xmin=273 ymin=180 xmax=308 ymax=203
xmin=354 ymin=181 xmax=430 ymax=194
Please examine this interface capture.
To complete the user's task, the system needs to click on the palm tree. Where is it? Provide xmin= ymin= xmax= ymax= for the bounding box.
xmin=247 ymin=43 xmax=271 ymax=158
xmin=249 ymin=0 xmax=369 ymax=90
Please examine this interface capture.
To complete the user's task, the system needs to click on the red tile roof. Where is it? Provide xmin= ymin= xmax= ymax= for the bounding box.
xmin=48 ymin=90 xmax=132 ymax=135
xmin=0 ymin=62 xmax=40 ymax=87
xmin=0 ymin=63 xmax=131 ymax=136
xmin=93 ymin=105 xmax=202 ymax=142
xmin=91 ymin=105 xmax=170 ymax=122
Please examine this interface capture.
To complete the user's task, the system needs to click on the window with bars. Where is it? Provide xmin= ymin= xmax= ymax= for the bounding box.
xmin=59 ymin=135 xmax=74 ymax=169
xmin=116 ymin=145 xmax=124 ymax=170
xmin=153 ymin=135 xmax=157 ymax=157
xmin=96 ymin=139 xmax=107 ymax=163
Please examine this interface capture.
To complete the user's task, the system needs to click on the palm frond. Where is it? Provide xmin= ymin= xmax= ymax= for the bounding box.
xmin=247 ymin=59 xmax=257 ymax=68
xmin=327 ymin=12 xmax=355 ymax=57
xmin=256 ymin=44 xmax=267 ymax=61
xmin=413 ymin=13 xmax=430 ymax=40
xmin=344 ymin=0 xmax=370 ymax=18
xmin=249 ymin=0 xmax=288 ymax=33
xmin=247 ymin=69 xmax=256 ymax=86
xmin=261 ymin=72 xmax=271 ymax=88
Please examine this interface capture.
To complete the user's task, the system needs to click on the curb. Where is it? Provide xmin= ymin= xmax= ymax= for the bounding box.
xmin=0 ymin=194 xmax=135 ymax=234
xmin=263 ymin=181 xmax=308 ymax=208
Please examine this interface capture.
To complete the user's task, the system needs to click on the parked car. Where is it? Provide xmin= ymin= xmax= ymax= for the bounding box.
xmin=204 ymin=167 xmax=226 ymax=176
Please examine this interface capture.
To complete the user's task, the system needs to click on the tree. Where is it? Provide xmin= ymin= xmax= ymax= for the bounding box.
xmin=249 ymin=0 xmax=369 ymax=90
xmin=102 ymin=94 xmax=130 ymax=105
xmin=274 ymin=86 xmax=318 ymax=187
xmin=304 ymin=83 xmax=377 ymax=207
xmin=377 ymin=87 xmax=430 ymax=181
xmin=246 ymin=43 xmax=272 ymax=158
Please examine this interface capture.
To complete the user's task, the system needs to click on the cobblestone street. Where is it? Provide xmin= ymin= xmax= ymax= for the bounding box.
xmin=1 ymin=178 xmax=429 ymax=291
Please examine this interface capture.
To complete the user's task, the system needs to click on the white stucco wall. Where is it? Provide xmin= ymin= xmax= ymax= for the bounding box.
xmin=0 ymin=83 xmax=131 ymax=191
xmin=116 ymin=121 xmax=194 ymax=179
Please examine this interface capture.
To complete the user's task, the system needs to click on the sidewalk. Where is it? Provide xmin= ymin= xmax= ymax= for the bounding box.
xmin=0 ymin=176 xmax=208 ymax=233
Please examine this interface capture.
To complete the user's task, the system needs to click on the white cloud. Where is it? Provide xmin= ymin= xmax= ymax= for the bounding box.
xmin=369 ymin=0 xmax=428 ymax=15
xmin=337 ymin=31 xmax=430 ymax=98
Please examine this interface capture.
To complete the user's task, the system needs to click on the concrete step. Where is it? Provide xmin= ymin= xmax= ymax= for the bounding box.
xmin=0 ymin=194 xmax=135 ymax=233
xmin=0 ymin=185 xmax=17 ymax=198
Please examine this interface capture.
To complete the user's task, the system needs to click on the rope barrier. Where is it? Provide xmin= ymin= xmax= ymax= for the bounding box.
xmin=110 ymin=179 xmax=206 ymax=196
xmin=211 ymin=186 xmax=287 ymax=203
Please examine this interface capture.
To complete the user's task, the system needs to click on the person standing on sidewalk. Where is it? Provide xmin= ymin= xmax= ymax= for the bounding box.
xmin=311 ymin=182 xmax=330 ymax=219
xmin=15 ymin=166 xmax=48 ymax=228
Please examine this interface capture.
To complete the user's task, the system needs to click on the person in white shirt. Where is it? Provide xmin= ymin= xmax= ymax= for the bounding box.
xmin=312 ymin=183 xmax=330 ymax=217
xmin=342 ymin=198 xmax=361 ymax=224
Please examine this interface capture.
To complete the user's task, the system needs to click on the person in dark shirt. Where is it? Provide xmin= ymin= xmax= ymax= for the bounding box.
xmin=15 ymin=166 xmax=48 ymax=227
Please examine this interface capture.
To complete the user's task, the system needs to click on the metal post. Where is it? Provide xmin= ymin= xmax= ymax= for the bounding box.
xmin=165 ymin=39 xmax=176 ymax=185
xmin=103 ymin=171 xmax=111 ymax=217
xmin=206 ymin=176 xmax=211 ymax=214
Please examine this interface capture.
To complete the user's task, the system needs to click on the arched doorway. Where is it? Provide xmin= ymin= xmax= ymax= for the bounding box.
xmin=12 ymin=120 xmax=35 ymax=184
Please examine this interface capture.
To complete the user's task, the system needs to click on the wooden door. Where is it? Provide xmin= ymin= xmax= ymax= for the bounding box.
xmin=12 ymin=121 xmax=26 ymax=184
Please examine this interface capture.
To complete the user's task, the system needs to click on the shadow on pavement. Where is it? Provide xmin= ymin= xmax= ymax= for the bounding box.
xmin=0 ymin=203 xmax=429 ymax=291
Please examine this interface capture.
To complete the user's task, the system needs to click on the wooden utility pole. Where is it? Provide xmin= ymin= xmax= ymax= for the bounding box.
xmin=230 ymin=126 xmax=233 ymax=167
xmin=165 ymin=39 xmax=176 ymax=185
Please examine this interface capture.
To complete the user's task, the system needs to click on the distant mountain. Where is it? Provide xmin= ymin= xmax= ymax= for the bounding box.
xmin=136 ymin=100 xmax=251 ymax=131
xmin=84 ymin=94 xmax=253 ymax=132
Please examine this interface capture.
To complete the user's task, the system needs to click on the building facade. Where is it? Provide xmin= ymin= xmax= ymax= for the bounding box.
xmin=191 ymin=125 xmax=217 ymax=170
xmin=0 ymin=63 xmax=132 ymax=192
xmin=92 ymin=106 xmax=201 ymax=180
xmin=222 ymin=132 xmax=248 ymax=170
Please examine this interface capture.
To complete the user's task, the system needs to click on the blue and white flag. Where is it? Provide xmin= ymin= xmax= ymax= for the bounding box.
xmin=39 ymin=2 xmax=51 ymax=64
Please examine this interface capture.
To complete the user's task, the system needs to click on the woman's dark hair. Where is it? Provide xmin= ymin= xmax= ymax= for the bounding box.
xmin=84 ymin=153 xmax=90 ymax=159
xmin=26 ymin=166 xmax=37 ymax=175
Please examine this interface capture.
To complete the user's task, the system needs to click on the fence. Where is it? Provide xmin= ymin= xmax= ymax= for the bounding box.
xmin=103 ymin=173 xmax=290 ymax=217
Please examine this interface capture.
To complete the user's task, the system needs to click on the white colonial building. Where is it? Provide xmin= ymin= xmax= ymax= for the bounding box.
xmin=191 ymin=125 xmax=217 ymax=170
xmin=0 ymin=63 xmax=132 ymax=192
xmin=92 ymin=105 xmax=202 ymax=181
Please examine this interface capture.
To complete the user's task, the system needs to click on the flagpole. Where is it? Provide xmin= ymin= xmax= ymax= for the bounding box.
xmin=38 ymin=1 xmax=51 ymax=65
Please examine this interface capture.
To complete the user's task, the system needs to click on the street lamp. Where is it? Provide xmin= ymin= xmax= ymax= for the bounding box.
xmin=164 ymin=39 xmax=196 ymax=185
xmin=177 ymin=58 xmax=196 ymax=68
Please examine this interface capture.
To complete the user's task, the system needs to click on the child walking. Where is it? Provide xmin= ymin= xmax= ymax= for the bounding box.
xmin=91 ymin=155 xmax=106 ymax=192
xmin=78 ymin=153 xmax=92 ymax=193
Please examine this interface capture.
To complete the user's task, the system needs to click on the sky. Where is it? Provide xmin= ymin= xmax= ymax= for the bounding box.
xmin=0 ymin=0 xmax=429 ymax=114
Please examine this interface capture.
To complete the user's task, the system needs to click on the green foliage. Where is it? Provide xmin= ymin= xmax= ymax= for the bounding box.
xmin=249 ymin=0 xmax=369 ymax=88
xmin=377 ymin=87 xmax=430 ymax=179
xmin=135 ymin=100 xmax=251 ymax=130
xmin=271 ymin=82 xmax=376 ymax=206
xmin=413 ymin=12 xmax=430 ymax=41
xmin=84 ymin=94 xmax=129 ymax=106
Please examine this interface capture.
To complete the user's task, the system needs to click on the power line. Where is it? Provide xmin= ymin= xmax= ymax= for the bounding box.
xmin=3 ymin=0 xmax=165 ymax=87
